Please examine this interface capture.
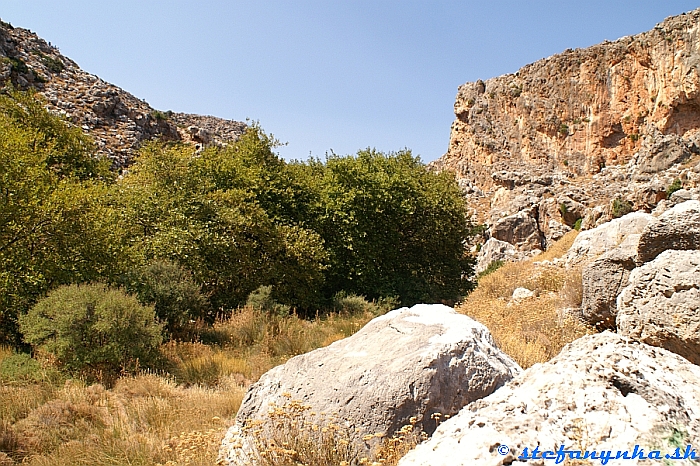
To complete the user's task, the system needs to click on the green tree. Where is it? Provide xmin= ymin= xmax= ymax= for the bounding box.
xmin=0 ymin=90 xmax=118 ymax=345
xmin=115 ymin=131 xmax=327 ymax=312
xmin=302 ymin=149 xmax=475 ymax=306
xmin=19 ymin=283 xmax=163 ymax=382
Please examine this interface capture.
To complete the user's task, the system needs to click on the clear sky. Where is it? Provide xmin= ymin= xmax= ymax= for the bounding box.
xmin=2 ymin=1 xmax=699 ymax=162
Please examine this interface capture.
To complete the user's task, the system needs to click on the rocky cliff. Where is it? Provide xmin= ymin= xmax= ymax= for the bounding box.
xmin=432 ymin=8 xmax=700 ymax=252
xmin=0 ymin=19 xmax=246 ymax=168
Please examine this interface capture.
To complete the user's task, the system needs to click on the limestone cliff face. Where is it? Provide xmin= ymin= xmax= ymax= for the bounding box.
xmin=0 ymin=20 xmax=246 ymax=168
xmin=436 ymin=8 xmax=700 ymax=189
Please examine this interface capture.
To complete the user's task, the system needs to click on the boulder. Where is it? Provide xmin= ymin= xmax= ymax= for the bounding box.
xmin=637 ymin=200 xmax=700 ymax=263
xmin=617 ymin=249 xmax=700 ymax=364
xmin=398 ymin=332 xmax=700 ymax=466
xmin=563 ymin=211 xmax=653 ymax=266
xmin=512 ymin=287 xmax=535 ymax=300
xmin=580 ymin=234 xmax=640 ymax=329
xmin=556 ymin=194 xmax=586 ymax=227
xmin=490 ymin=210 xmax=544 ymax=251
xmin=475 ymin=238 xmax=527 ymax=274
xmin=218 ymin=304 xmax=521 ymax=465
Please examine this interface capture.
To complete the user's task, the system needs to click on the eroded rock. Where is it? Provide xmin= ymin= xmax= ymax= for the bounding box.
xmin=617 ymin=249 xmax=700 ymax=364
xmin=398 ymin=332 xmax=700 ymax=466
xmin=218 ymin=304 xmax=521 ymax=465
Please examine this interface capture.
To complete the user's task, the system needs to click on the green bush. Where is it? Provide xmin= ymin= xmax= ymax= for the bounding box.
xmin=19 ymin=283 xmax=163 ymax=382
xmin=129 ymin=260 xmax=209 ymax=335
xmin=332 ymin=291 xmax=373 ymax=315
xmin=0 ymin=352 xmax=62 ymax=384
xmin=611 ymin=198 xmax=633 ymax=218
xmin=666 ymin=178 xmax=683 ymax=198
xmin=478 ymin=260 xmax=505 ymax=279
xmin=246 ymin=286 xmax=290 ymax=317
xmin=573 ymin=218 xmax=583 ymax=231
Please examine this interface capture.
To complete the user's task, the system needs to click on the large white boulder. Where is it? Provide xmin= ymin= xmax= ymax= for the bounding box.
xmin=637 ymin=200 xmax=700 ymax=263
xmin=563 ymin=211 xmax=653 ymax=266
xmin=218 ymin=304 xmax=521 ymax=465
xmin=399 ymin=332 xmax=700 ymax=466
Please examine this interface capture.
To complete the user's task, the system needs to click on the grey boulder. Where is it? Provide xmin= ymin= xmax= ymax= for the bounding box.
xmin=580 ymin=234 xmax=640 ymax=329
xmin=398 ymin=332 xmax=700 ymax=466
xmin=617 ymin=249 xmax=700 ymax=364
xmin=637 ymin=200 xmax=700 ymax=263
xmin=490 ymin=210 xmax=544 ymax=251
xmin=218 ymin=304 xmax=521 ymax=465
xmin=563 ymin=211 xmax=652 ymax=266
xmin=475 ymin=238 xmax=527 ymax=274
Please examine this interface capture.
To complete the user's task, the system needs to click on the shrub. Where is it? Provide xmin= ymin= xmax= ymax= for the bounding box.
xmin=332 ymin=291 xmax=372 ymax=314
xmin=477 ymin=260 xmax=505 ymax=279
xmin=573 ymin=218 xmax=582 ymax=231
xmin=0 ymin=353 xmax=55 ymax=384
xmin=129 ymin=260 xmax=209 ymax=335
xmin=246 ymin=286 xmax=290 ymax=317
xmin=611 ymin=198 xmax=633 ymax=218
xmin=559 ymin=123 xmax=569 ymax=136
xmin=19 ymin=283 xmax=163 ymax=382
xmin=666 ymin=178 xmax=682 ymax=198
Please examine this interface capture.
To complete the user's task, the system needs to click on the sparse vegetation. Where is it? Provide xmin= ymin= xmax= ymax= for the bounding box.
xmin=666 ymin=178 xmax=683 ymax=197
xmin=559 ymin=123 xmax=569 ymax=135
xmin=573 ymin=218 xmax=583 ymax=231
xmin=460 ymin=231 xmax=593 ymax=369
xmin=477 ymin=260 xmax=505 ymax=279
xmin=611 ymin=198 xmax=633 ymax=218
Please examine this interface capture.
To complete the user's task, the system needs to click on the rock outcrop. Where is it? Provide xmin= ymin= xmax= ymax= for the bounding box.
xmin=637 ymin=199 xmax=700 ymax=262
xmin=430 ymin=8 xmax=700 ymax=258
xmin=398 ymin=332 xmax=700 ymax=466
xmin=563 ymin=211 xmax=652 ymax=265
xmin=218 ymin=304 xmax=521 ymax=465
xmin=0 ymin=19 xmax=246 ymax=168
xmin=580 ymin=233 xmax=640 ymax=328
xmin=437 ymin=9 xmax=700 ymax=187
xmin=617 ymin=249 xmax=700 ymax=364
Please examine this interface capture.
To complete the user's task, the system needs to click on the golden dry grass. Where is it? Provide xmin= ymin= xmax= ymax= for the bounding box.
xmin=459 ymin=230 xmax=593 ymax=369
xmin=1 ymin=375 xmax=244 ymax=466
xmin=0 ymin=308 xmax=375 ymax=465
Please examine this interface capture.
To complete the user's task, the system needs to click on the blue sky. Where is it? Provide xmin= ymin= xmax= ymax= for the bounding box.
xmin=2 ymin=1 xmax=699 ymax=162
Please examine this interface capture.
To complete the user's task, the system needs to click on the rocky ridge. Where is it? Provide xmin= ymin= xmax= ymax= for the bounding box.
xmin=0 ymin=19 xmax=246 ymax=168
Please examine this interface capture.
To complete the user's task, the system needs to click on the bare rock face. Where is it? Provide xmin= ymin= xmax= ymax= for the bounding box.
xmin=475 ymin=238 xmax=527 ymax=274
xmin=218 ymin=304 xmax=521 ymax=465
xmin=581 ymin=234 xmax=640 ymax=329
xmin=617 ymin=249 xmax=700 ymax=364
xmin=398 ymin=332 xmax=700 ymax=466
xmin=563 ymin=211 xmax=653 ymax=265
xmin=637 ymin=200 xmax=700 ymax=263
xmin=0 ymin=20 xmax=246 ymax=168
xmin=437 ymin=8 xmax=700 ymax=189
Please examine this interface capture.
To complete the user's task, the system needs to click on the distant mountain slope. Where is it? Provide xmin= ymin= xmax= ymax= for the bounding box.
xmin=0 ymin=19 xmax=246 ymax=168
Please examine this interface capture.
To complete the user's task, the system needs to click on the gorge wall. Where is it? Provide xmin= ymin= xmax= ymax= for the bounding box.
xmin=433 ymin=8 xmax=700 ymax=191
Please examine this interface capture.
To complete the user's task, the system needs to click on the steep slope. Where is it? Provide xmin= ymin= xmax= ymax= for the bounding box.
xmin=432 ymin=8 xmax=700 ymax=252
xmin=0 ymin=19 xmax=246 ymax=168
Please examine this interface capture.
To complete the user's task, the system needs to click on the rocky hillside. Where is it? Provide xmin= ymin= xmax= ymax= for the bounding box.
xmin=0 ymin=19 xmax=246 ymax=168
xmin=432 ymin=8 xmax=700 ymax=254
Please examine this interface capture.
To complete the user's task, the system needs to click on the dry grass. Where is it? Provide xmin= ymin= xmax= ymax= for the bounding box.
xmin=238 ymin=395 xmax=427 ymax=466
xmin=1 ymin=375 xmax=244 ymax=465
xmin=459 ymin=231 xmax=593 ymax=369
xmin=0 ymin=309 xmax=375 ymax=465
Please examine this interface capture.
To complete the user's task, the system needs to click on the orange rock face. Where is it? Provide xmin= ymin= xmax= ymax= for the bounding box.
xmin=435 ymin=9 xmax=700 ymax=189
